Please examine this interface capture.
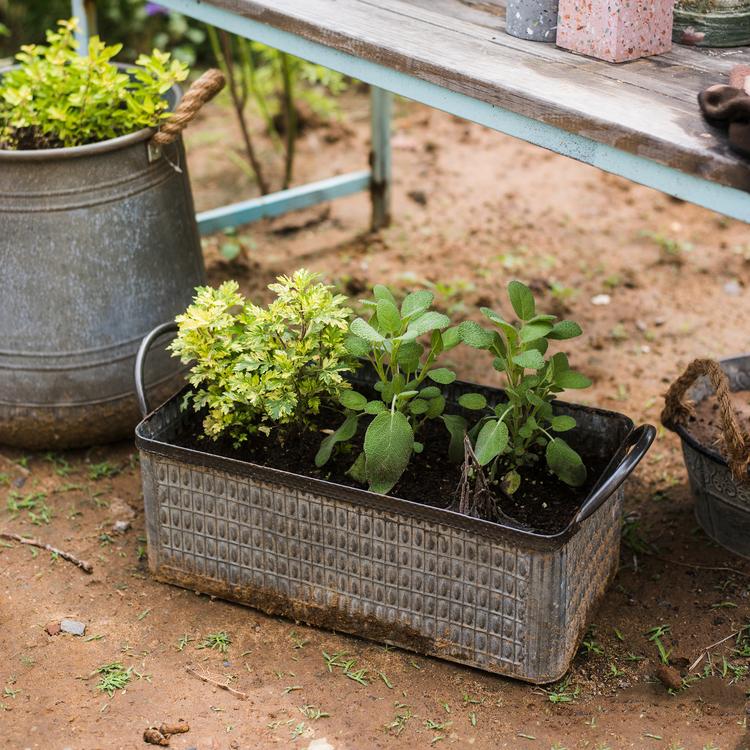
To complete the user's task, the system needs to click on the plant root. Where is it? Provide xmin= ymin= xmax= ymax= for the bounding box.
xmin=455 ymin=435 xmax=525 ymax=528
xmin=457 ymin=435 xmax=494 ymax=518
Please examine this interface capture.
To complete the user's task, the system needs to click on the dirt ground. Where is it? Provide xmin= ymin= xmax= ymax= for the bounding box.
xmin=3 ymin=87 xmax=750 ymax=749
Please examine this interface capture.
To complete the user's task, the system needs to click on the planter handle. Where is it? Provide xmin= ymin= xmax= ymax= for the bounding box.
xmin=151 ymin=68 xmax=225 ymax=147
xmin=575 ymin=424 xmax=656 ymax=525
xmin=135 ymin=321 xmax=179 ymax=417
xmin=662 ymin=358 xmax=750 ymax=480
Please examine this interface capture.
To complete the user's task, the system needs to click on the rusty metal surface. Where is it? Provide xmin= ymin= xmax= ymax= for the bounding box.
xmin=0 ymin=82 xmax=205 ymax=449
xmin=136 ymin=379 xmax=636 ymax=682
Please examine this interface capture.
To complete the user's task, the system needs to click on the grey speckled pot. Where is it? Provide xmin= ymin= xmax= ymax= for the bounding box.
xmin=672 ymin=355 xmax=750 ymax=559
xmin=506 ymin=0 xmax=559 ymax=42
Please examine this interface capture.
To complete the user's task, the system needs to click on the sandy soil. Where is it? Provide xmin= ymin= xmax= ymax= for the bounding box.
xmin=3 ymin=88 xmax=750 ymax=750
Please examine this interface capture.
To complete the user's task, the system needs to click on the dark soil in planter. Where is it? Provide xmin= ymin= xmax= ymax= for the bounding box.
xmin=685 ymin=389 xmax=750 ymax=459
xmin=171 ymin=406 xmax=610 ymax=535
xmin=2 ymin=126 xmax=65 ymax=151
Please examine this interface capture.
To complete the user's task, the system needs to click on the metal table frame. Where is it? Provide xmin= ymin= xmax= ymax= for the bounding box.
xmin=72 ymin=0 xmax=392 ymax=232
xmin=73 ymin=0 xmax=750 ymax=229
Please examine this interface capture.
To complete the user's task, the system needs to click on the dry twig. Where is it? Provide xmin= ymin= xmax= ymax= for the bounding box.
xmin=653 ymin=554 xmax=750 ymax=580
xmin=0 ymin=532 xmax=93 ymax=573
xmin=689 ymin=629 xmax=743 ymax=672
xmin=0 ymin=453 xmax=29 ymax=477
xmin=185 ymin=665 xmax=247 ymax=700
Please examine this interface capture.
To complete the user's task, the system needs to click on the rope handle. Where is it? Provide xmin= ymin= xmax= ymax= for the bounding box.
xmin=151 ymin=68 xmax=226 ymax=146
xmin=661 ymin=358 xmax=750 ymax=481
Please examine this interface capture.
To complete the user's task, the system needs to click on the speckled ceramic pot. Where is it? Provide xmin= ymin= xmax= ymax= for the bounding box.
xmin=673 ymin=0 xmax=750 ymax=47
xmin=506 ymin=0 xmax=559 ymax=42
xmin=557 ymin=0 xmax=675 ymax=62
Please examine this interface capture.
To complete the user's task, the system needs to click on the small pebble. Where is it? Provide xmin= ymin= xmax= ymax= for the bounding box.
xmin=112 ymin=520 xmax=131 ymax=533
xmin=407 ymin=189 xmax=427 ymax=206
xmin=60 ymin=618 xmax=86 ymax=636
xmin=679 ymin=26 xmax=705 ymax=45
xmin=44 ymin=621 xmax=61 ymax=636
xmin=723 ymin=280 xmax=742 ymax=297
xmin=591 ymin=294 xmax=611 ymax=306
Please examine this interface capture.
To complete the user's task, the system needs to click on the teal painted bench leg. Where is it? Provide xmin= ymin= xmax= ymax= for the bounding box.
xmin=71 ymin=0 xmax=97 ymax=49
xmin=370 ymin=86 xmax=393 ymax=230
xmin=71 ymin=0 xmax=389 ymax=231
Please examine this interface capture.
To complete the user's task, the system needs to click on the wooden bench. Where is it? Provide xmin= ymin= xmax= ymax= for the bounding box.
xmin=104 ymin=0 xmax=750 ymax=225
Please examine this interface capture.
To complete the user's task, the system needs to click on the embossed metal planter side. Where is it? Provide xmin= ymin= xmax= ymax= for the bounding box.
xmin=670 ymin=355 xmax=750 ymax=559
xmin=134 ymin=324 xmax=655 ymax=683
xmin=0 ymin=77 xmax=205 ymax=449
xmin=673 ymin=0 xmax=750 ymax=47
xmin=506 ymin=0 xmax=559 ymax=42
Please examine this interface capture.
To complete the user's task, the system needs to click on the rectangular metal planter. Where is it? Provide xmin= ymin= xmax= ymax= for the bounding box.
xmin=135 ymin=371 xmax=650 ymax=683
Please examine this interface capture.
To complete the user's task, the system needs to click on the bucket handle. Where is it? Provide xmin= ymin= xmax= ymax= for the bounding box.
xmin=662 ymin=358 xmax=750 ymax=481
xmin=574 ymin=424 xmax=656 ymax=525
xmin=135 ymin=321 xmax=179 ymax=417
xmin=149 ymin=68 xmax=225 ymax=151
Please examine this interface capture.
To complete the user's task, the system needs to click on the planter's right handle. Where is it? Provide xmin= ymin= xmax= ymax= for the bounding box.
xmin=151 ymin=68 xmax=225 ymax=147
xmin=135 ymin=321 xmax=179 ymax=417
xmin=574 ymin=424 xmax=656 ymax=525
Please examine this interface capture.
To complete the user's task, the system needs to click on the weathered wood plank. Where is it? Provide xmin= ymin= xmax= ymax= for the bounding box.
xmin=204 ymin=0 xmax=750 ymax=191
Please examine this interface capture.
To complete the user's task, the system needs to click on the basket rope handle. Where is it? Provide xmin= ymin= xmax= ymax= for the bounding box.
xmin=151 ymin=68 xmax=225 ymax=146
xmin=661 ymin=358 xmax=750 ymax=481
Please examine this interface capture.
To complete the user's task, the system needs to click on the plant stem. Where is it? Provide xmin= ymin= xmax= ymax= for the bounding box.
xmin=209 ymin=26 xmax=269 ymax=194
xmin=241 ymin=41 xmax=283 ymax=152
xmin=280 ymin=52 xmax=297 ymax=189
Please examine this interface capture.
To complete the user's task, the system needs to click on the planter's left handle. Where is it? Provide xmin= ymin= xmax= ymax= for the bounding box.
xmin=135 ymin=322 xmax=179 ymax=418
xmin=574 ymin=424 xmax=656 ymax=525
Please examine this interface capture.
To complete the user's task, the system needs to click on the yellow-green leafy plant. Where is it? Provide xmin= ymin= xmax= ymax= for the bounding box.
xmin=0 ymin=18 xmax=188 ymax=150
xmin=170 ymin=270 xmax=355 ymax=445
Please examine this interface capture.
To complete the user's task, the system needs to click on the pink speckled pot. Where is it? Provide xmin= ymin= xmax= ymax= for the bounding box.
xmin=556 ymin=0 xmax=675 ymax=62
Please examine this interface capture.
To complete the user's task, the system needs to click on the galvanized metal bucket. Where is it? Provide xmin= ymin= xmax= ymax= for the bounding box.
xmin=0 ymin=70 xmax=224 ymax=449
xmin=133 ymin=322 xmax=655 ymax=683
xmin=664 ymin=355 xmax=750 ymax=559
xmin=673 ymin=0 xmax=750 ymax=47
